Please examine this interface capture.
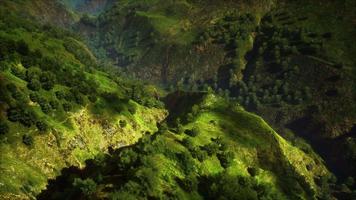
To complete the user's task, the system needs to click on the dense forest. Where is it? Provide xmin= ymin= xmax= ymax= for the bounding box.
xmin=0 ymin=0 xmax=355 ymax=199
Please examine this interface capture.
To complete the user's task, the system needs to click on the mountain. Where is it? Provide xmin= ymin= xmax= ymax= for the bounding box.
xmin=37 ymin=94 xmax=331 ymax=200
xmin=0 ymin=2 xmax=166 ymax=199
xmin=0 ymin=0 xmax=77 ymax=27
xmin=0 ymin=0 xmax=355 ymax=199
xmin=73 ymin=0 xmax=356 ymax=182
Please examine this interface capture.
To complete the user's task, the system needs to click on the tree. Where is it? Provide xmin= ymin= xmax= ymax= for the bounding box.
xmin=178 ymin=174 xmax=198 ymax=192
xmin=36 ymin=120 xmax=48 ymax=132
xmin=247 ymin=167 xmax=259 ymax=177
xmin=16 ymin=40 xmax=29 ymax=56
xmin=27 ymin=79 xmax=41 ymax=91
xmin=217 ymin=151 xmax=234 ymax=168
xmin=118 ymin=149 xmax=138 ymax=169
xmin=88 ymin=95 xmax=97 ymax=103
xmin=181 ymin=137 xmax=195 ymax=150
xmin=119 ymin=120 xmax=127 ymax=128
xmin=202 ymin=142 xmax=220 ymax=156
xmin=73 ymin=178 xmax=97 ymax=196
xmin=184 ymin=127 xmax=200 ymax=137
xmin=29 ymin=92 xmax=40 ymax=103
xmin=40 ymin=102 xmax=51 ymax=114
xmin=49 ymin=100 xmax=59 ymax=110
xmin=7 ymin=107 xmax=37 ymax=127
xmin=0 ymin=121 xmax=9 ymax=135
xmin=22 ymin=134 xmax=34 ymax=146
xmin=55 ymin=90 xmax=66 ymax=100
xmin=6 ymin=83 xmax=17 ymax=93
xmin=63 ymin=102 xmax=72 ymax=112
xmin=7 ymin=107 xmax=22 ymax=122
xmin=191 ymin=147 xmax=208 ymax=162
xmin=40 ymin=72 xmax=55 ymax=91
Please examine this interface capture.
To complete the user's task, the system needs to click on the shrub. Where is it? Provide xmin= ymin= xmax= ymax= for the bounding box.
xmin=247 ymin=167 xmax=259 ymax=177
xmin=217 ymin=151 xmax=234 ymax=168
xmin=118 ymin=149 xmax=138 ymax=169
xmin=73 ymin=178 xmax=97 ymax=196
xmin=25 ymin=67 xmax=41 ymax=81
xmin=74 ymin=93 xmax=85 ymax=105
xmin=7 ymin=107 xmax=36 ymax=127
xmin=11 ymin=66 xmax=26 ymax=80
xmin=22 ymin=134 xmax=34 ymax=146
xmin=181 ymin=137 xmax=195 ymax=150
xmin=202 ymin=143 xmax=220 ymax=156
xmin=177 ymin=174 xmax=198 ymax=192
xmin=40 ymin=102 xmax=51 ymax=114
xmin=176 ymin=152 xmax=196 ymax=174
xmin=11 ymin=90 xmax=27 ymax=103
xmin=36 ymin=120 xmax=48 ymax=132
xmin=16 ymin=40 xmax=29 ymax=56
xmin=191 ymin=147 xmax=208 ymax=162
xmin=29 ymin=92 xmax=40 ymax=102
xmin=49 ymin=100 xmax=59 ymax=110
xmin=7 ymin=107 xmax=22 ymax=122
xmin=27 ymin=79 xmax=41 ymax=91
xmin=184 ymin=127 xmax=200 ymax=137
xmin=0 ymin=121 xmax=9 ymax=135
xmin=63 ymin=102 xmax=72 ymax=112
xmin=88 ymin=95 xmax=97 ymax=103
xmin=119 ymin=120 xmax=127 ymax=128
xmin=6 ymin=83 xmax=17 ymax=93
xmin=55 ymin=91 xmax=66 ymax=100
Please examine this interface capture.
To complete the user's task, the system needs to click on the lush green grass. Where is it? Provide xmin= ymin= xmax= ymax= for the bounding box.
xmin=0 ymin=8 xmax=167 ymax=199
xmin=38 ymin=94 xmax=331 ymax=199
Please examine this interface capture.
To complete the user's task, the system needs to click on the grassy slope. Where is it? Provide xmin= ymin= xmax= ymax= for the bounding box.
xmin=178 ymin=94 xmax=329 ymax=198
xmin=0 ymin=0 xmax=342 ymax=199
xmin=0 ymin=7 xmax=167 ymax=200
xmin=39 ymin=94 xmax=330 ymax=199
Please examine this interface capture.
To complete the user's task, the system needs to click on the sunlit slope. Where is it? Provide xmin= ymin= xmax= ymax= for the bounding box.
xmin=39 ymin=94 xmax=331 ymax=200
xmin=0 ymin=11 xmax=166 ymax=199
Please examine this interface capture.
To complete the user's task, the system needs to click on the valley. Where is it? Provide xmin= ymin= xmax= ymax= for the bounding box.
xmin=0 ymin=0 xmax=355 ymax=199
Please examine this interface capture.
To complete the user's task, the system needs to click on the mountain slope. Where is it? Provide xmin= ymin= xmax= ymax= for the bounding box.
xmin=74 ymin=0 xmax=356 ymax=182
xmin=77 ymin=0 xmax=275 ymax=83
xmin=38 ymin=94 xmax=331 ymax=200
xmin=0 ymin=6 xmax=166 ymax=199
xmin=0 ymin=0 xmax=77 ymax=27
xmin=0 ymin=0 xmax=355 ymax=199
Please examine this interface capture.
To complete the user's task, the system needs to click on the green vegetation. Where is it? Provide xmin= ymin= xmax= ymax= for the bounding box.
xmin=0 ymin=3 xmax=166 ymax=199
xmin=0 ymin=0 xmax=355 ymax=199
xmin=37 ymin=94 xmax=332 ymax=200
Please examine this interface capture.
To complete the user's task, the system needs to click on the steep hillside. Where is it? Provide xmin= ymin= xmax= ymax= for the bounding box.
xmin=0 ymin=0 xmax=77 ymax=27
xmin=0 ymin=0 xmax=355 ymax=199
xmin=234 ymin=0 xmax=356 ymax=179
xmin=0 ymin=6 xmax=166 ymax=199
xmin=38 ymin=94 xmax=332 ymax=200
xmin=77 ymin=0 xmax=275 ymax=83
xmin=73 ymin=0 xmax=356 ymax=182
